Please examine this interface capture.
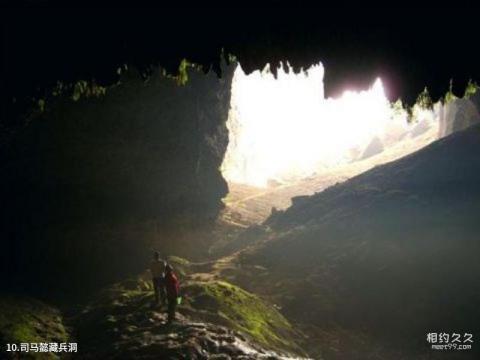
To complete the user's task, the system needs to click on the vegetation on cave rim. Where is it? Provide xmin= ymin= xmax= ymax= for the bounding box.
xmin=415 ymin=86 xmax=433 ymax=109
xmin=464 ymin=79 xmax=479 ymax=99
xmin=17 ymin=52 xmax=236 ymax=123
xmin=396 ymin=79 xmax=478 ymax=119
xmin=8 ymin=48 xmax=477 ymax=131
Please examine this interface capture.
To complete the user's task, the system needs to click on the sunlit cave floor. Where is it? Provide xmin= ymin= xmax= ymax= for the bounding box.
xmin=222 ymin=125 xmax=438 ymax=227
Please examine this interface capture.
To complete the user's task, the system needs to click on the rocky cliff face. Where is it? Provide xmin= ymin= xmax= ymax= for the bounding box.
xmin=0 ymin=63 xmax=235 ymax=297
xmin=224 ymin=125 xmax=480 ymax=359
xmin=438 ymin=93 xmax=480 ymax=137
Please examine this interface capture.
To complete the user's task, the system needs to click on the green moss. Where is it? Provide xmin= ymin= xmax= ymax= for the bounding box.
xmin=196 ymin=280 xmax=298 ymax=352
xmin=445 ymin=79 xmax=457 ymax=104
xmin=37 ymin=98 xmax=45 ymax=112
xmin=71 ymin=80 xmax=106 ymax=101
xmin=176 ymin=59 xmax=191 ymax=85
xmin=167 ymin=256 xmax=191 ymax=277
xmin=109 ymin=274 xmax=156 ymax=294
xmin=0 ymin=297 xmax=68 ymax=358
xmin=464 ymin=79 xmax=479 ymax=99
xmin=74 ymin=276 xmax=305 ymax=357
xmin=167 ymin=255 xmax=190 ymax=266
xmin=415 ymin=87 xmax=433 ymax=109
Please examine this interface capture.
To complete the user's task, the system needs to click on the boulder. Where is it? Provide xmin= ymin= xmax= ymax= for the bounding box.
xmin=360 ymin=136 xmax=384 ymax=159
xmin=438 ymin=97 xmax=480 ymax=137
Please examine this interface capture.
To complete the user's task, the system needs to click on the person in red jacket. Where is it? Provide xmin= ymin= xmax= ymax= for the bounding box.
xmin=164 ymin=264 xmax=180 ymax=323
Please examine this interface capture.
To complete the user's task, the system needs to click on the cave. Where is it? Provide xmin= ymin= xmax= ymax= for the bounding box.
xmin=2 ymin=55 xmax=480 ymax=300
xmin=2 ymin=7 xmax=480 ymax=358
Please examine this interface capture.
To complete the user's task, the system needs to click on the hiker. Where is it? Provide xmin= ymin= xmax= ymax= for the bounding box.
xmin=164 ymin=264 xmax=180 ymax=323
xmin=149 ymin=251 xmax=166 ymax=307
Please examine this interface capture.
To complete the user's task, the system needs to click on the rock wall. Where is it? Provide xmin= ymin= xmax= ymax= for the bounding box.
xmin=259 ymin=125 xmax=480 ymax=349
xmin=0 ymin=63 xmax=235 ymax=297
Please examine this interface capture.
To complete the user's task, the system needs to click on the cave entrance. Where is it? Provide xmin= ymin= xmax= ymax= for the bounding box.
xmin=220 ymin=63 xmax=439 ymax=188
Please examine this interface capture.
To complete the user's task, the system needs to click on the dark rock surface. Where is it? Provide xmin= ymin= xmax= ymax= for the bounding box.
xmin=0 ymin=63 xmax=235 ymax=297
xmin=76 ymin=309 xmax=296 ymax=360
xmin=235 ymin=125 xmax=480 ymax=359
xmin=0 ymin=296 xmax=69 ymax=360
xmin=72 ymin=275 xmax=309 ymax=360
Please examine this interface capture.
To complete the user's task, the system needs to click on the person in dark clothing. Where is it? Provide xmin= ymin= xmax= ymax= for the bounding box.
xmin=149 ymin=251 xmax=166 ymax=307
xmin=164 ymin=264 xmax=180 ymax=323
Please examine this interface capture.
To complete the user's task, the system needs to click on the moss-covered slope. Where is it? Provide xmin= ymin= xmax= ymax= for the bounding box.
xmin=0 ymin=297 xmax=69 ymax=359
xmin=72 ymin=274 xmax=308 ymax=359
xmin=183 ymin=280 xmax=304 ymax=355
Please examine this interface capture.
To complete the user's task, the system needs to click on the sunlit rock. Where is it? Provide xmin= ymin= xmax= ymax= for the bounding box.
xmin=360 ymin=136 xmax=384 ymax=159
xmin=439 ymin=98 xmax=480 ymax=137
